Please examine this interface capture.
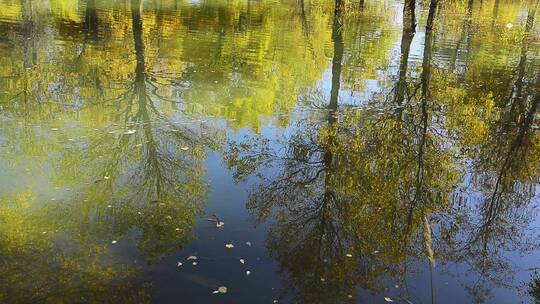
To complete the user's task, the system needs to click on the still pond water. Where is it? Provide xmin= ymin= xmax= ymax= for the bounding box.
xmin=0 ymin=0 xmax=539 ymax=303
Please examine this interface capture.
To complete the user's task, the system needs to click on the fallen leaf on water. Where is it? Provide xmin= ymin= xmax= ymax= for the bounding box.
xmin=103 ymin=176 xmax=110 ymax=180
xmin=384 ymin=297 xmax=393 ymax=302
xmin=216 ymin=286 xmax=227 ymax=294
xmin=246 ymin=241 xmax=252 ymax=246
xmin=177 ymin=262 xmax=182 ymax=267
xmin=192 ymin=262 xmax=197 ymax=266
xmin=123 ymin=129 xmax=136 ymax=135
xmin=111 ymin=240 xmax=117 ymax=244
xmin=346 ymin=253 xmax=353 ymax=258
xmin=180 ymin=146 xmax=189 ymax=151
xmin=225 ymin=243 xmax=234 ymax=249
xmin=239 ymin=259 xmax=245 ymax=264
xmin=215 ymin=221 xmax=225 ymax=228
xmin=212 ymin=290 xmax=219 ymax=294
xmin=246 ymin=270 xmax=251 ymax=276
xmin=187 ymin=256 xmax=198 ymax=260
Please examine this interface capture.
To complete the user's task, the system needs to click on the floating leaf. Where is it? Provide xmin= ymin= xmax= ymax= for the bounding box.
xmin=346 ymin=253 xmax=353 ymax=258
xmin=123 ymin=129 xmax=136 ymax=135
xmin=187 ymin=256 xmax=198 ymax=260
xmin=217 ymin=286 xmax=227 ymax=294
xmin=111 ymin=240 xmax=117 ymax=244
xmin=384 ymin=297 xmax=393 ymax=302
xmin=225 ymin=243 xmax=234 ymax=249
xmin=177 ymin=262 xmax=182 ymax=267
xmin=246 ymin=270 xmax=251 ymax=276
xmin=239 ymin=259 xmax=245 ymax=264
xmin=246 ymin=242 xmax=252 ymax=246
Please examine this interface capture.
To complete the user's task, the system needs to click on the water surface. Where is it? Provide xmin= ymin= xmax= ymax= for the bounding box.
xmin=0 ymin=0 xmax=539 ymax=303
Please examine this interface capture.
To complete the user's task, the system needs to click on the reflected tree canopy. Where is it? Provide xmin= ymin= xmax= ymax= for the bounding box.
xmin=226 ymin=0 xmax=540 ymax=302
xmin=0 ymin=0 xmax=538 ymax=303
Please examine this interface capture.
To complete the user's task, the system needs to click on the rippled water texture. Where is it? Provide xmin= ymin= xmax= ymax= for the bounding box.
xmin=0 ymin=0 xmax=539 ymax=303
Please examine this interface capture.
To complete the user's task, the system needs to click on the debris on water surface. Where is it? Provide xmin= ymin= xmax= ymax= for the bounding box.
xmin=506 ymin=23 xmax=513 ymax=29
xmin=175 ymin=227 xmax=181 ymax=231
xmin=208 ymin=215 xmax=224 ymax=228
xmin=384 ymin=297 xmax=393 ymax=302
xmin=107 ymin=204 xmax=112 ymax=208
xmin=346 ymin=253 xmax=353 ymax=258
xmin=225 ymin=243 xmax=234 ymax=249
xmin=103 ymin=176 xmax=110 ymax=180
xmin=180 ymin=146 xmax=189 ymax=151
xmin=239 ymin=259 xmax=245 ymax=264
xmin=212 ymin=286 xmax=227 ymax=294
xmin=246 ymin=241 xmax=252 ymax=246
xmin=246 ymin=270 xmax=251 ymax=276
xmin=51 ymin=128 xmax=59 ymax=131
xmin=273 ymin=300 xmax=278 ymax=303
xmin=186 ymin=256 xmax=197 ymax=260
xmin=192 ymin=262 xmax=197 ymax=266
xmin=123 ymin=129 xmax=136 ymax=135
xmin=177 ymin=262 xmax=182 ymax=267
xmin=111 ymin=240 xmax=117 ymax=244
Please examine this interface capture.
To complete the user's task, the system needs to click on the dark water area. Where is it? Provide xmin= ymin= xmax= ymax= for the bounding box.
xmin=0 ymin=0 xmax=539 ymax=303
